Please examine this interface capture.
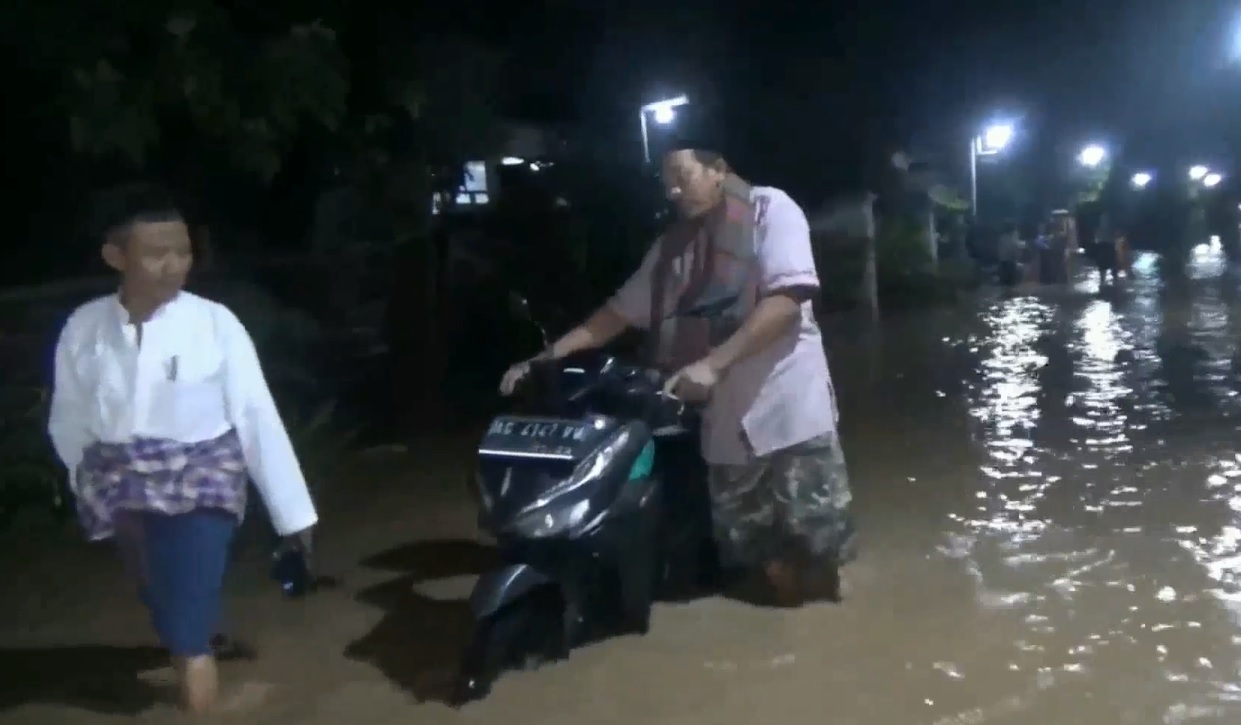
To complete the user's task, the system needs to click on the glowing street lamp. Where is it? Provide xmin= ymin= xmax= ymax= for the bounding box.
xmin=639 ymin=94 xmax=689 ymax=164
xmin=1203 ymin=172 xmax=1223 ymax=188
xmin=1078 ymin=144 xmax=1106 ymax=168
xmin=969 ymin=122 xmax=1015 ymax=217
xmin=1131 ymin=171 xmax=1153 ymax=188
xmin=976 ymin=124 xmax=1014 ymax=156
xmin=1189 ymin=165 xmax=1209 ymax=181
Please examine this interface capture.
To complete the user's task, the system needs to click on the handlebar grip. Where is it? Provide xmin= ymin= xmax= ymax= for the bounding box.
xmin=656 ymin=389 xmax=682 ymax=404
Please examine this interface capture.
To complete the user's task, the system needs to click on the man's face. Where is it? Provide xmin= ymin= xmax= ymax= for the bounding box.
xmin=103 ymin=220 xmax=194 ymax=301
xmin=662 ymin=150 xmax=727 ymax=219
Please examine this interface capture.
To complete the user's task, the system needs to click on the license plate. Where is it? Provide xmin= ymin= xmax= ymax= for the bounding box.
xmin=479 ymin=416 xmax=600 ymax=460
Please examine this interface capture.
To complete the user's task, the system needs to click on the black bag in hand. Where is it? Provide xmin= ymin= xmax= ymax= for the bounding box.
xmin=270 ymin=530 xmax=316 ymax=598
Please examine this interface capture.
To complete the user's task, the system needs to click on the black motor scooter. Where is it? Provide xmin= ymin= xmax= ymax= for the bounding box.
xmin=451 ymin=295 xmax=726 ymax=706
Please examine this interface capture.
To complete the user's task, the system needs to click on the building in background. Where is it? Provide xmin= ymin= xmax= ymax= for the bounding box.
xmin=434 ymin=121 xmax=569 ymax=215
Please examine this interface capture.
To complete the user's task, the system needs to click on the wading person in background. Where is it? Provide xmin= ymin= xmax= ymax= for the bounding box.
xmin=47 ymin=183 xmax=319 ymax=714
xmin=996 ymin=222 xmax=1024 ymax=287
xmin=1086 ymin=212 xmax=1124 ymax=285
xmin=499 ymin=141 xmax=855 ymax=606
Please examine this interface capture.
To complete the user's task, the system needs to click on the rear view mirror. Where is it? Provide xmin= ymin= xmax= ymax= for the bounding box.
xmin=508 ymin=291 xmax=549 ymax=350
xmin=508 ymin=292 xmax=532 ymax=321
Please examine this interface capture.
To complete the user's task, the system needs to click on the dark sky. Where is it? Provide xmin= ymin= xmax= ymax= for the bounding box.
xmin=485 ymin=1 xmax=1239 ymax=172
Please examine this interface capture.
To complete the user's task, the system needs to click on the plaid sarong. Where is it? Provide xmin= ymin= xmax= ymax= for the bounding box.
xmin=75 ymin=430 xmax=249 ymax=541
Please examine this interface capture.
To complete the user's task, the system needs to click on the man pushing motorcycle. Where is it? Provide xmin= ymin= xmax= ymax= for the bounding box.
xmin=499 ymin=140 xmax=856 ymax=606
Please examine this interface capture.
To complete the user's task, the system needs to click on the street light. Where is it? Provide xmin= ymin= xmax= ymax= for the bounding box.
xmin=1131 ymin=171 xmax=1153 ymax=188
xmin=969 ymin=122 xmax=1015 ymax=217
xmin=639 ymin=94 xmax=689 ymax=164
xmin=1078 ymin=144 xmax=1106 ymax=168
xmin=1203 ymin=172 xmax=1223 ymax=187
xmin=979 ymin=124 xmax=1013 ymax=155
xmin=1189 ymin=165 xmax=1209 ymax=181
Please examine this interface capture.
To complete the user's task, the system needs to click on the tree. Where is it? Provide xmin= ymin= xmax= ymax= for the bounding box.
xmin=344 ymin=35 xmax=509 ymax=425
xmin=347 ymin=36 xmax=507 ymax=239
xmin=3 ymin=0 xmax=349 ymax=182
xmin=4 ymin=2 xmax=512 ymax=425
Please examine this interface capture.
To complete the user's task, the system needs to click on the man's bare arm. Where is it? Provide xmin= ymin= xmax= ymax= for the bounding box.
xmin=703 ymin=290 xmax=808 ymax=373
xmin=702 ymin=191 xmax=818 ymax=374
xmin=539 ymin=305 xmax=632 ymax=360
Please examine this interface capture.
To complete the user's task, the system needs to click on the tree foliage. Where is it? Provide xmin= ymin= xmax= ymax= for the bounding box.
xmin=348 ymin=36 xmax=508 ymax=239
xmin=1 ymin=0 xmax=511 ymax=248
xmin=4 ymin=0 xmax=349 ymax=181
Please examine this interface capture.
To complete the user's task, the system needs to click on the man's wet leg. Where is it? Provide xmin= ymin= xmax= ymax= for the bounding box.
xmin=707 ymin=461 xmax=776 ymax=599
xmin=770 ymin=434 xmax=856 ymax=604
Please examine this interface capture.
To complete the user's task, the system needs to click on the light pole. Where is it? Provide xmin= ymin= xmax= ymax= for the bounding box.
xmin=969 ymin=122 xmax=1014 ymax=218
xmin=1131 ymin=171 xmax=1153 ymax=188
xmin=1189 ymin=165 xmax=1209 ymax=181
xmin=639 ymin=95 xmax=688 ymax=164
xmin=1203 ymin=172 xmax=1223 ymax=188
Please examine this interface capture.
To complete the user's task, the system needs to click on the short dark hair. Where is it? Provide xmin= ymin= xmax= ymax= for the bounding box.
xmin=666 ymin=137 xmax=728 ymax=170
xmin=691 ymin=149 xmax=726 ymax=168
xmin=90 ymin=183 xmax=184 ymax=245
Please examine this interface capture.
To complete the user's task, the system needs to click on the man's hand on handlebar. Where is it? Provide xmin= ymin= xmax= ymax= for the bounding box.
xmin=499 ymin=351 xmax=553 ymax=396
xmin=662 ymin=358 xmax=719 ymax=403
xmin=499 ymin=359 xmax=531 ymax=396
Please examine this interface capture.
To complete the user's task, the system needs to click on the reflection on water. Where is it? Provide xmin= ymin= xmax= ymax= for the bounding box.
xmin=939 ymin=247 xmax=1241 ymax=723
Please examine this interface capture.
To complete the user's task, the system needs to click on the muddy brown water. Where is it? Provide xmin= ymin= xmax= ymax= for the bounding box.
xmin=5 ymin=248 xmax=1241 ymax=724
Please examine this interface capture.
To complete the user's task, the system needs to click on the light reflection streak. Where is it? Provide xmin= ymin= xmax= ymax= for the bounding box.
xmin=1072 ymin=300 xmax=1131 ymax=456
xmin=958 ymin=295 xmax=1058 ymax=590
xmin=1182 ymin=456 xmax=1241 ymax=628
xmin=1182 ymin=243 xmax=1237 ymax=410
xmin=1123 ymin=252 xmax=1171 ymax=422
xmin=970 ymin=297 xmax=1049 ymax=448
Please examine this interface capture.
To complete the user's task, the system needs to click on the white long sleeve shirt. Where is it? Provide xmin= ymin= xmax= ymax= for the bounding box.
xmin=47 ymin=291 xmax=318 ymax=536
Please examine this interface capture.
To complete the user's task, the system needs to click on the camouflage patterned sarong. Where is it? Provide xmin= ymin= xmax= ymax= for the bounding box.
xmin=707 ymin=433 xmax=856 ymax=568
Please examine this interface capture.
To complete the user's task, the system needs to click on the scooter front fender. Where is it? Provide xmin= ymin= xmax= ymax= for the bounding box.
xmin=468 ymin=564 xmax=554 ymax=619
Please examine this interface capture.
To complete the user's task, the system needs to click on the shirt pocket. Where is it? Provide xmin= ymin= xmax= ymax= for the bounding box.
xmin=163 ymin=345 xmax=226 ymax=385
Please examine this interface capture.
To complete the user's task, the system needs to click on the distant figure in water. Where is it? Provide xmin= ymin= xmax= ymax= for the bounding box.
xmin=47 ymin=183 xmax=319 ymax=714
xmin=1084 ymin=213 xmax=1125 ymax=285
xmin=996 ymin=222 xmax=1024 ymax=287
xmin=1036 ymin=223 xmax=1070 ymax=284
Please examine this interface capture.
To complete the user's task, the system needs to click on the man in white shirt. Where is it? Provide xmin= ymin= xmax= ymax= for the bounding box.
xmin=47 ymin=184 xmax=319 ymax=714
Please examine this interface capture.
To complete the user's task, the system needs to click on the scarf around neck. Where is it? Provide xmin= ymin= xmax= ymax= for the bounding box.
xmin=647 ymin=173 xmax=759 ymax=368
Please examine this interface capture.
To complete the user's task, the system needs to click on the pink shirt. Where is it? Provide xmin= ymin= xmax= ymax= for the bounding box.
xmin=608 ymin=186 xmax=838 ymax=465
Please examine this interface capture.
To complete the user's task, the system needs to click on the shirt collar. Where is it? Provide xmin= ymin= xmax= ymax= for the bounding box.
xmin=110 ymin=291 xmax=183 ymax=327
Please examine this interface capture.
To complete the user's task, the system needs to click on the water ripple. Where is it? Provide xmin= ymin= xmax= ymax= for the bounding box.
xmin=940 ymin=248 xmax=1241 ymax=720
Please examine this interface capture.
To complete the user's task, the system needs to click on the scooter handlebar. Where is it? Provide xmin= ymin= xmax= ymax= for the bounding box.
xmin=511 ymin=355 xmax=695 ymax=432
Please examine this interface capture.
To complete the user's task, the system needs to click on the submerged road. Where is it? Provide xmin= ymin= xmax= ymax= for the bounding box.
xmin=5 ymin=247 xmax=1241 ymax=724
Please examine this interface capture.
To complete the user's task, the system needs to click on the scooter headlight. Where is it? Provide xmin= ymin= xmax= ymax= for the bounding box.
xmin=508 ymin=430 xmax=630 ymax=538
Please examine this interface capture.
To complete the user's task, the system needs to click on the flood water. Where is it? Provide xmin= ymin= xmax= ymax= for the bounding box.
xmin=6 ymin=246 xmax=1241 ymax=724
xmin=816 ymin=245 xmax=1241 ymax=725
